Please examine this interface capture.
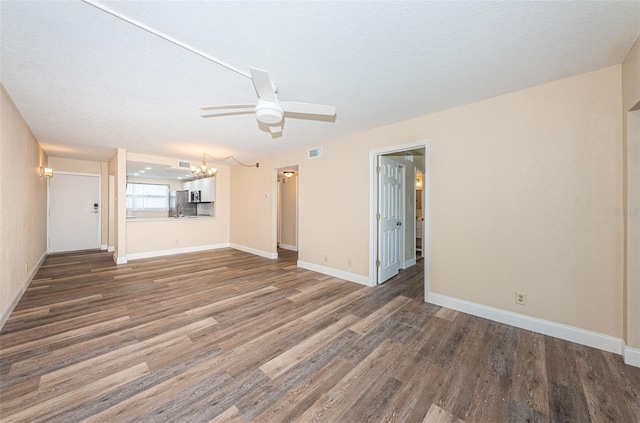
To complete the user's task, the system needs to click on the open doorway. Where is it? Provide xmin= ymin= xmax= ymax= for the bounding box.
xmin=370 ymin=142 xmax=429 ymax=299
xmin=277 ymin=165 xmax=299 ymax=259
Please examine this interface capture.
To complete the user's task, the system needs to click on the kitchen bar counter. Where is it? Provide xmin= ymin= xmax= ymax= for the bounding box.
xmin=126 ymin=216 xmax=215 ymax=222
xmin=126 ymin=215 xmax=228 ymax=258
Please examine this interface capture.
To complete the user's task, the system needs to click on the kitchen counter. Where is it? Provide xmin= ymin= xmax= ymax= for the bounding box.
xmin=126 ymin=216 xmax=215 ymax=222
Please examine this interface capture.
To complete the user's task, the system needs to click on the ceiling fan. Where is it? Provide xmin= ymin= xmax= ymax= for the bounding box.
xmin=199 ymin=67 xmax=336 ymax=135
xmin=79 ymin=1 xmax=336 ymax=136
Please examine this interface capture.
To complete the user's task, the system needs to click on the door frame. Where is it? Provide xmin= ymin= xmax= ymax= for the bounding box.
xmin=369 ymin=141 xmax=430 ymax=301
xmin=47 ymin=171 xmax=102 ymax=253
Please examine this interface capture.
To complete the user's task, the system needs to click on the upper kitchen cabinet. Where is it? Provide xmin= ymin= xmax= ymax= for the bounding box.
xmin=200 ymin=177 xmax=216 ymax=202
xmin=183 ymin=180 xmax=195 ymax=193
xmin=183 ymin=177 xmax=215 ymax=202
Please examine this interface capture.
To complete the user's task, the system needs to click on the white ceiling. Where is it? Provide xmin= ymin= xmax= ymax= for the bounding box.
xmin=2 ymin=1 xmax=639 ymax=165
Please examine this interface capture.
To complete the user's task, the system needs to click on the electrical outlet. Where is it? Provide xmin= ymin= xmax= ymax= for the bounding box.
xmin=515 ymin=291 xmax=527 ymax=305
xmin=347 ymin=258 xmax=352 ymax=267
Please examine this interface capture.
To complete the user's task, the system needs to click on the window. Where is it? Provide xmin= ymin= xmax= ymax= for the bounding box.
xmin=126 ymin=183 xmax=169 ymax=211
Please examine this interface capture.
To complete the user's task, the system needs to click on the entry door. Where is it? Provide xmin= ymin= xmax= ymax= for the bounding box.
xmin=377 ymin=156 xmax=403 ymax=284
xmin=49 ymin=173 xmax=100 ymax=252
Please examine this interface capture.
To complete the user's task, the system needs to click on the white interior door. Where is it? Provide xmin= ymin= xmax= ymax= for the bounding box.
xmin=49 ymin=173 xmax=101 ymax=253
xmin=377 ymin=156 xmax=403 ymax=284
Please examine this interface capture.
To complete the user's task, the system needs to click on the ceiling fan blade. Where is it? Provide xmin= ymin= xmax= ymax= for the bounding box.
xmin=200 ymin=110 xmax=255 ymax=118
xmin=199 ymin=104 xmax=255 ymax=111
xmin=280 ymin=101 xmax=336 ymax=117
xmin=249 ymin=67 xmax=276 ymax=102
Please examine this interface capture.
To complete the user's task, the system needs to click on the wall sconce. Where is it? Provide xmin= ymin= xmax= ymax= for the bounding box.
xmin=40 ymin=167 xmax=54 ymax=178
xmin=416 ymin=178 xmax=422 ymax=189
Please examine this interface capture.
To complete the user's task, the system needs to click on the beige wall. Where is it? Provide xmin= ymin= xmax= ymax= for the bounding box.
xmin=48 ymin=156 xmax=101 ymax=174
xmin=0 ymin=85 xmax=48 ymax=325
xmin=231 ymin=65 xmax=624 ymax=339
xmin=48 ymin=156 xmax=110 ymax=248
xmin=108 ymin=149 xmax=127 ymax=262
xmin=622 ymin=36 xmax=640 ymax=349
xmin=126 ymin=164 xmax=231 ymax=256
xmin=279 ymin=176 xmax=297 ymax=248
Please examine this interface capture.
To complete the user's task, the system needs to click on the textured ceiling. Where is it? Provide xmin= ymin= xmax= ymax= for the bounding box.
xmin=1 ymin=1 xmax=639 ymax=164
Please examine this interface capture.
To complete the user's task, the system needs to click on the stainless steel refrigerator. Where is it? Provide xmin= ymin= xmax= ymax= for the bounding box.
xmin=169 ymin=190 xmax=196 ymax=217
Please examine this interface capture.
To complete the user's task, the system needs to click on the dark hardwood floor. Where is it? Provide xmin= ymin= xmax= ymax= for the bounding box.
xmin=1 ymin=248 xmax=639 ymax=422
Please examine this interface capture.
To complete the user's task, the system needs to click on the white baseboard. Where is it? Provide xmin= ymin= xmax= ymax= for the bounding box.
xmin=297 ymin=260 xmax=371 ymax=286
xmin=403 ymin=257 xmax=416 ymax=269
xmin=127 ymin=243 xmax=231 ymax=261
xmin=279 ymin=243 xmax=298 ymax=252
xmin=0 ymin=250 xmax=47 ymax=330
xmin=100 ymin=244 xmax=107 ymax=251
xmin=107 ymin=246 xmax=115 ymax=252
xmin=428 ymin=292 xmax=624 ymax=356
xmin=624 ymin=344 xmax=640 ymax=368
xmin=113 ymin=254 xmax=127 ymax=265
xmin=230 ymin=243 xmax=278 ymax=259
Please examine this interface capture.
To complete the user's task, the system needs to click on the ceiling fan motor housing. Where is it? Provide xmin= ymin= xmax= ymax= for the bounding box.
xmin=255 ymin=99 xmax=284 ymax=124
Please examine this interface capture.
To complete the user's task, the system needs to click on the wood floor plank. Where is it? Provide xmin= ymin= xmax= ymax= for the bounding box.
xmin=423 ymin=404 xmax=465 ymax=423
xmin=38 ymin=318 xmax=214 ymax=390
xmin=511 ymin=330 xmax=549 ymax=417
xmin=299 ymin=286 xmax=370 ymax=323
xmin=1 ymin=249 xmax=638 ymax=422
xmin=349 ymin=295 xmax=411 ymax=335
xmin=378 ymin=355 xmax=445 ymax=422
xmin=253 ymin=356 xmax=354 ymax=423
xmin=0 ymin=315 xmax=131 ymax=357
xmin=237 ymin=329 xmax=362 ymax=420
xmin=259 ymin=314 xmax=360 ymax=379
xmin=209 ymin=405 xmax=248 ymax=423
xmin=575 ymin=344 xmax=636 ymax=422
xmin=434 ymin=307 xmax=459 ymax=321
xmin=3 ymin=363 xmax=149 ymax=423
xmin=293 ymin=338 xmax=408 ymax=422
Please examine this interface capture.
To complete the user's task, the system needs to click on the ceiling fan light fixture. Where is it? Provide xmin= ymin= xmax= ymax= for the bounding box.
xmin=256 ymin=99 xmax=284 ymax=125
xmin=255 ymin=104 xmax=284 ymax=124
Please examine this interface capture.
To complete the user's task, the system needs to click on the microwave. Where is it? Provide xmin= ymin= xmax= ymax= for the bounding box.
xmin=190 ymin=190 xmax=201 ymax=203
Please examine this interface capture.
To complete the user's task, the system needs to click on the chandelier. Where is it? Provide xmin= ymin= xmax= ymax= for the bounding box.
xmin=191 ymin=152 xmax=217 ymax=178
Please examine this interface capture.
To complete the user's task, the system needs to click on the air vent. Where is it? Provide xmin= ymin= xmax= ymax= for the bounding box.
xmin=307 ymin=147 xmax=323 ymax=159
xmin=178 ymin=161 xmax=191 ymax=168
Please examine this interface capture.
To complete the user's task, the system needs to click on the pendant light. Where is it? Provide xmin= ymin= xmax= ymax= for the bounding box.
xmin=191 ymin=152 xmax=217 ymax=178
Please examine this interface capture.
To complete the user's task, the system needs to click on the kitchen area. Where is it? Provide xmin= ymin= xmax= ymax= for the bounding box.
xmin=125 ymin=152 xmax=230 ymax=260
